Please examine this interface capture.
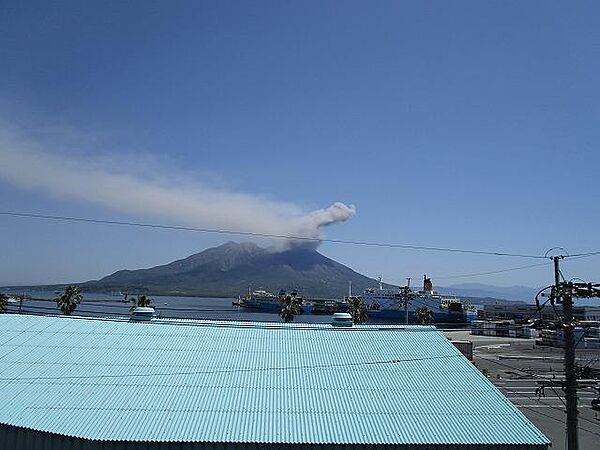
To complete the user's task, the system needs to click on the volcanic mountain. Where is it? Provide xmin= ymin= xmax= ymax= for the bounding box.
xmin=83 ymin=241 xmax=385 ymax=298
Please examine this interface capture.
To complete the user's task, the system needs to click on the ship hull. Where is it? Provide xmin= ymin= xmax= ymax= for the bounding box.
xmin=239 ymin=301 xmax=280 ymax=311
xmin=239 ymin=299 xmax=313 ymax=313
xmin=367 ymin=309 xmax=473 ymax=323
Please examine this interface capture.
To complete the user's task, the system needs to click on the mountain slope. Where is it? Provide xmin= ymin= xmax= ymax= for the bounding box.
xmin=83 ymin=241 xmax=385 ymax=298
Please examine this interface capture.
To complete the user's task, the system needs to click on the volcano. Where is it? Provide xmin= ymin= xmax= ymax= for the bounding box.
xmin=83 ymin=241 xmax=386 ymax=298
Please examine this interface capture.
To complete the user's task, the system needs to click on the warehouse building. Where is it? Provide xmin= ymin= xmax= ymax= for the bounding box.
xmin=0 ymin=314 xmax=549 ymax=449
xmin=482 ymin=303 xmax=600 ymax=322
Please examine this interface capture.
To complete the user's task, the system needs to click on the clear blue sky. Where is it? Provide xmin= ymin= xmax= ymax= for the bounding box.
xmin=0 ymin=1 xmax=598 ymax=289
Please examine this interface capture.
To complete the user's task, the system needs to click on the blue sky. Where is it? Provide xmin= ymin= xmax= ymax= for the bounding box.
xmin=0 ymin=1 xmax=598 ymax=289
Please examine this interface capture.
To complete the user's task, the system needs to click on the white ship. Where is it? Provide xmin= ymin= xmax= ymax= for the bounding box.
xmin=360 ymin=275 xmax=477 ymax=323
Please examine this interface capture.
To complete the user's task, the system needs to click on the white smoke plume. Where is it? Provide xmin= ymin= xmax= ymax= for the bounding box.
xmin=0 ymin=127 xmax=355 ymax=249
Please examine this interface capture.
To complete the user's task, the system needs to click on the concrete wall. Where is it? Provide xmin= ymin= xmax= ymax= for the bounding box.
xmin=450 ymin=340 xmax=473 ymax=360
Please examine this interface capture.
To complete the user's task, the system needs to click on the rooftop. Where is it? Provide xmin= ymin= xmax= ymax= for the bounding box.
xmin=0 ymin=314 xmax=549 ymax=447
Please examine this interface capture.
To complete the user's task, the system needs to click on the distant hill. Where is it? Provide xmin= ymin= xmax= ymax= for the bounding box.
xmin=82 ymin=241 xmax=389 ymax=298
xmin=440 ymin=283 xmax=539 ymax=303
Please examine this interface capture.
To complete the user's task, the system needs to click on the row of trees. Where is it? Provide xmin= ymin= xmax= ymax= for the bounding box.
xmin=0 ymin=287 xmax=153 ymax=316
xmin=54 ymin=288 xmax=154 ymax=315
xmin=0 ymin=293 xmax=8 ymax=313
xmin=130 ymin=295 xmax=153 ymax=310
xmin=0 ymin=288 xmax=84 ymax=315
xmin=4 ymin=288 xmax=432 ymax=324
xmin=0 ymin=292 xmax=26 ymax=314
xmin=278 ymin=293 xmax=433 ymax=325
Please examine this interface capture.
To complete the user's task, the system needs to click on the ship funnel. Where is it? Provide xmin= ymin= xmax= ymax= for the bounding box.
xmin=423 ymin=274 xmax=433 ymax=292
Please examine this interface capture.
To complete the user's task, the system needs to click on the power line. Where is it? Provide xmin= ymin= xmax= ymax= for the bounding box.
xmin=478 ymin=317 xmax=600 ymax=439
xmin=433 ymin=261 xmax=552 ymax=280
xmin=0 ymin=354 xmax=461 ymax=382
xmin=0 ymin=211 xmax=548 ymax=259
xmin=477 ymin=355 xmax=600 ymax=435
xmin=499 ymin=384 xmax=600 ymax=438
xmin=564 ymin=251 xmax=600 ymax=260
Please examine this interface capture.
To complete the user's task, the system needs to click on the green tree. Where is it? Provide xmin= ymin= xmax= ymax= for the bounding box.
xmin=348 ymin=296 xmax=368 ymax=324
xmin=13 ymin=293 xmax=27 ymax=314
xmin=130 ymin=295 xmax=153 ymax=312
xmin=279 ymin=292 xmax=302 ymax=322
xmin=415 ymin=306 xmax=433 ymax=325
xmin=55 ymin=286 xmax=82 ymax=315
xmin=0 ymin=293 xmax=8 ymax=313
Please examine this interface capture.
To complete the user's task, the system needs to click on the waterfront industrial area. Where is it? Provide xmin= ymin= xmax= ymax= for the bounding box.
xmin=2 ymin=290 xmax=600 ymax=449
xmin=447 ymin=330 xmax=600 ymax=450
xmin=0 ymin=312 xmax=554 ymax=450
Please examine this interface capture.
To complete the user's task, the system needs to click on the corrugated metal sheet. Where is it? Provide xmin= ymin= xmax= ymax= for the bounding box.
xmin=0 ymin=315 xmax=549 ymax=447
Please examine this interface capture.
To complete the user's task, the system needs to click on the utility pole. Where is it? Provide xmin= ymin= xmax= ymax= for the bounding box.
xmin=553 ymin=256 xmax=578 ymax=450
xmin=542 ymin=252 xmax=600 ymax=450
xmin=404 ymin=286 xmax=409 ymax=325
xmin=404 ymin=278 xmax=412 ymax=325
xmin=398 ymin=284 xmax=414 ymax=325
xmin=394 ymin=283 xmax=413 ymax=325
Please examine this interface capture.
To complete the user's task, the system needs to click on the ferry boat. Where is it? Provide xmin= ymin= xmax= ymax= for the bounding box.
xmin=360 ymin=275 xmax=477 ymax=323
xmin=238 ymin=288 xmax=313 ymax=313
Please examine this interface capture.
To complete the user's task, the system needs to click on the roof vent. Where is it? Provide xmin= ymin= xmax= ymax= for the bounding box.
xmin=332 ymin=312 xmax=353 ymax=327
xmin=129 ymin=306 xmax=155 ymax=322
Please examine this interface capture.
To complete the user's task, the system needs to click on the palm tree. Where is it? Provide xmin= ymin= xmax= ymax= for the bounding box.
xmin=279 ymin=292 xmax=302 ymax=322
xmin=14 ymin=293 xmax=27 ymax=314
xmin=0 ymin=293 xmax=8 ymax=313
xmin=55 ymin=286 xmax=82 ymax=315
xmin=348 ymin=296 xmax=368 ymax=324
xmin=415 ymin=306 xmax=433 ymax=325
xmin=129 ymin=294 xmax=153 ymax=312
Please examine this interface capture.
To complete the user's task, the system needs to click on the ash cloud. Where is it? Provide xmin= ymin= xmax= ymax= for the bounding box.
xmin=0 ymin=127 xmax=355 ymax=249
xmin=282 ymin=202 xmax=356 ymax=250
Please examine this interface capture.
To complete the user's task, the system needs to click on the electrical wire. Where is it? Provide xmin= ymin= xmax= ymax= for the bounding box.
xmin=499 ymin=384 xmax=600 ymax=438
xmin=475 ymin=354 xmax=556 ymax=380
xmin=476 ymin=353 xmax=600 ymax=430
xmin=548 ymin=384 xmax=567 ymax=408
xmin=505 ymin=382 xmax=600 ymax=436
xmin=0 ymin=354 xmax=462 ymax=382
xmin=564 ymin=250 xmax=600 ymax=260
xmin=432 ymin=261 xmax=552 ymax=280
xmin=0 ymin=211 xmax=548 ymax=259
xmin=532 ymin=297 xmax=553 ymax=323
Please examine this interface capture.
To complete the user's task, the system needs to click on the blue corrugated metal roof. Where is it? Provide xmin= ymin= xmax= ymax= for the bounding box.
xmin=0 ymin=314 xmax=549 ymax=446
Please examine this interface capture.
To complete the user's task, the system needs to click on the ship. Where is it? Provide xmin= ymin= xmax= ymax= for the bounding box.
xmin=359 ymin=275 xmax=477 ymax=323
xmin=238 ymin=288 xmax=313 ymax=313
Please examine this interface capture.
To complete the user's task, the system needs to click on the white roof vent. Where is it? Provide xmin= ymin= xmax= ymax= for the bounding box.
xmin=130 ymin=306 xmax=155 ymax=322
xmin=332 ymin=312 xmax=353 ymax=327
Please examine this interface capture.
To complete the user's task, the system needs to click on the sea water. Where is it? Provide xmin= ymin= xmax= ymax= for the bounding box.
xmin=4 ymin=291 xmax=333 ymax=323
